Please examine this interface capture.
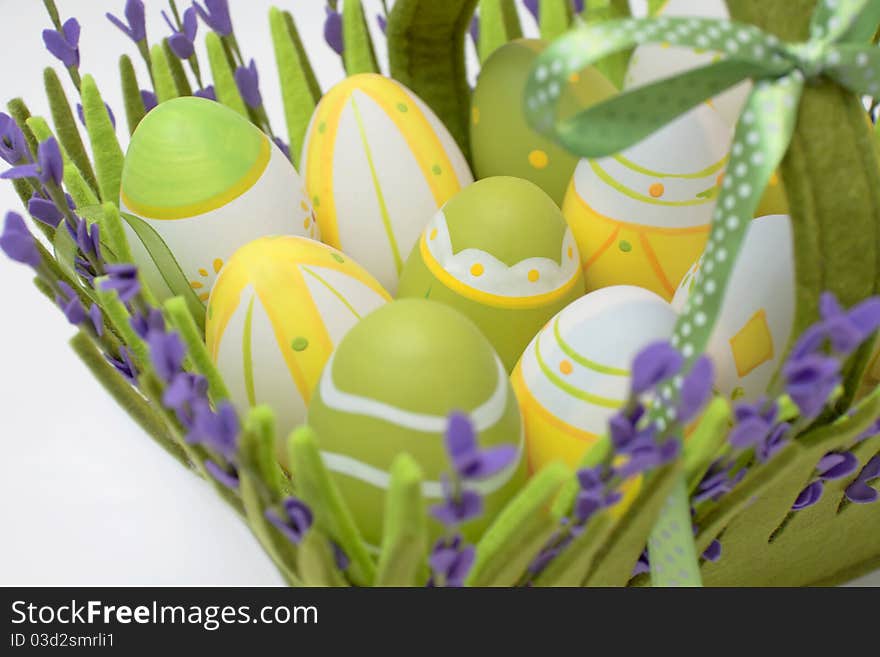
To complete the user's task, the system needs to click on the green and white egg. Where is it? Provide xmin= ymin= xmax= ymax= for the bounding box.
xmin=470 ymin=39 xmax=617 ymax=206
xmin=307 ymin=299 xmax=526 ymax=547
xmin=672 ymin=214 xmax=795 ymax=402
xmin=397 ymin=177 xmax=585 ymax=372
xmin=120 ymin=97 xmax=316 ymax=304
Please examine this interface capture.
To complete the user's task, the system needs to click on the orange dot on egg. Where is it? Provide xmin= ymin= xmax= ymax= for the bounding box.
xmin=528 ymin=269 xmax=540 ymax=283
xmin=567 ymin=246 xmax=574 ymax=260
xmin=300 ymin=200 xmax=309 ymax=212
xmin=559 ymin=360 xmax=574 ymax=375
xmin=649 ymin=183 xmax=665 ymax=198
xmin=213 ymin=258 xmax=224 ymax=274
xmin=190 ymin=281 xmax=204 ymax=290
xmin=470 ymin=263 xmax=485 ymax=277
xmin=198 ymin=268 xmax=209 ymax=277
xmin=716 ymin=172 xmax=725 ymax=187
xmin=529 ymin=150 xmax=550 ymax=170
xmin=303 ymin=217 xmax=310 ymax=230
xmin=199 ymin=292 xmax=210 ymax=302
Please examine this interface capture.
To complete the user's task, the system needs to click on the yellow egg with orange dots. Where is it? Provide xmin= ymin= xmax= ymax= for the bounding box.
xmin=206 ymin=236 xmax=391 ymax=463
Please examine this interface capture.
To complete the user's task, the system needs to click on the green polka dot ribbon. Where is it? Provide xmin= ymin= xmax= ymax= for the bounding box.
xmin=523 ymin=0 xmax=880 ymax=587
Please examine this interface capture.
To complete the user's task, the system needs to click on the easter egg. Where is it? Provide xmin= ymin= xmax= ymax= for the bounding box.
xmin=120 ymin=97 xmax=317 ymax=303
xmin=562 ymin=104 xmax=731 ymax=301
xmin=397 ymin=177 xmax=585 ymax=372
xmin=300 ymin=73 xmax=474 ymax=295
xmin=470 ymin=39 xmax=617 ymax=206
xmin=513 ymin=286 xmax=677 ymax=473
xmin=625 ymin=0 xmax=751 ymax=126
xmin=672 ymin=215 xmax=795 ymax=402
xmin=206 ymin=236 xmax=391 ymax=462
xmin=307 ymin=299 xmax=527 ymax=546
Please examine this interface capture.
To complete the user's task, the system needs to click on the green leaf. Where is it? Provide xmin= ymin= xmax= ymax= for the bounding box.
xmin=118 ymin=211 xmax=206 ymax=331
xmin=7 ymin=98 xmax=39 ymax=158
xmin=342 ymin=0 xmax=380 ymax=75
xmin=81 ymin=75 xmax=124 ymax=204
xmin=162 ymin=38 xmax=193 ymax=97
xmin=150 ymin=43 xmax=180 ymax=104
xmin=375 ymin=454 xmax=428 ymax=586
xmin=539 ymin=0 xmax=573 ymax=41
xmin=477 ymin=0 xmax=523 ymax=63
xmin=467 ymin=461 xmax=570 ymax=586
xmin=269 ymin=7 xmax=320 ymax=168
xmin=164 ymin=296 xmax=229 ymax=401
xmin=283 ymin=10 xmax=322 ymax=101
xmin=120 ymin=55 xmax=147 ymax=135
xmin=44 ymin=67 xmax=99 ymax=194
xmin=288 ymin=426 xmax=376 ymax=587
xmin=205 ymin=31 xmax=249 ymax=118
xmin=98 ymin=202 xmax=133 ymax=265
xmin=684 ymin=397 xmax=732 ymax=492
xmin=63 ymin=162 xmax=100 ymax=209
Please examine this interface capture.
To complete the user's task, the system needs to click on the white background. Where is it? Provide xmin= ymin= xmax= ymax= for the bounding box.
xmin=0 ymin=0 xmax=876 ymax=586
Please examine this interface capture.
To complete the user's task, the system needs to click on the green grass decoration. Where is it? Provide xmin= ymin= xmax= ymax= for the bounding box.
xmin=684 ymin=397 xmax=733 ymax=492
xmin=7 ymin=98 xmax=40 ymax=159
xmin=119 ymin=55 xmax=146 ymax=136
xmin=375 ymin=455 xmax=429 ymax=586
xmin=161 ymin=38 xmax=193 ymax=97
xmin=477 ymin=0 xmax=524 ymax=63
xmin=283 ymin=10 xmax=322 ymax=102
xmin=584 ymin=0 xmax=633 ymax=89
xmin=63 ymin=163 xmax=100 ymax=209
xmin=149 ymin=43 xmax=180 ymax=104
xmin=269 ymin=7 xmax=319 ymax=168
xmin=342 ymin=0 xmax=380 ymax=75
xmin=532 ymin=513 xmax=613 ymax=586
xmin=539 ymin=0 xmax=573 ymax=41
xmin=44 ymin=67 xmax=99 ymax=194
xmin=297 ymin=530 xmax=349 ymax=586
xmin=92 ymin=282 xmax=150 ymax=368
xmin=80 ymin=75 xmax=124 ymax=204
xmin=98 ymin=201 xmax=133 ymax=264
xmin=205 ymin=31 xmax=249 ymax=118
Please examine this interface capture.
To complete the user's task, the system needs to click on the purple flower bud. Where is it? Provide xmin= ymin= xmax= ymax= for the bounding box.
xmin=77 ymin=102 xmax=116 ymax=130
xmin=332 ymin=542 xmax=350 ymax=571
xmin=324 ymin=7 xmax=344 ymax=55
xmin=756 ymin=422 xmax=789 ymax=463
xmin=106 ymin=0 xmax=147 ymax=43
xmin=266 ymin=497 xmax=313 ymax=545
xmin=429 ymin=535 xmax=475 ymax=587
xmin=140 ymin=89 xmax=158 ymax=112
xmin=234 ymin=59 xmax=262 ymax=109
xmin=28 ymin=193 xmax=73 ymax=229
xmin=783 ymin=353 xmax=840 ymax=420
xmin=163 ymin=371 xmax=208 ymax=413
xmin=444 ymin=411 xmax=516 ymax=480
xmin=0 ymin=212 xmax=41 ymax=268
xmin=74 ymin=217 xmax=101 ymax=260
xmin=817 ymin=451 xmax=859 ymax=481
xmin=193 ymin=85 xmax=216 ymax=101
xmin=524 ymin=0 xmax=540 ymax=21
xmin=89 ymin=303 xmax=104 ymax=337
xmin=43 ymin=18 xmax=81 ymax=68
xmin=101 ymin=263 xmax=140 ymax=303
xmin=677 ymin=356 xmax=714 ymax=424
xmin=430 ymin=478 xmax=483 ymax=526
xmin=469 ymin=15 xmax=480 ymax=47
xmin=792 ymin=480 xmax=824 ymax=510
xmin=163 ymin=7 xmax=198 ymax=60
xmin=188 ymin=400 xmax=240 ymax=459
xmin=107 ymin=347 xmax=138 ymax=384
xmin=631 ymin=341 xmax=683 ymax=395
xmin=55 ymin=281 xmax=87 ymax=325
xmin=147 ymin=330 xmax=186 ymax=383
xmin=130 ymin=308 xmax=166 ymax=339
xmin=204 ymin=459 xmax=239 ymax=490
xmin=38 ymin=137 xmax=64 ymax=186
xmin=272 ymin=137 xmax=291 ymax=161
xmin=632 ymin=549 xmax=650 ymax=576
xmin=0 ymin=113 xmax=31 ymax=165
xmin=377 ymin=13 xmax=388 ymax=35
xmin=702 ymin=539 xmax=722 ymax=562
xmin=193 ymin=0 xmax=233 ymax=37
xmin=845 ymin=455 xmax=880 ymax=504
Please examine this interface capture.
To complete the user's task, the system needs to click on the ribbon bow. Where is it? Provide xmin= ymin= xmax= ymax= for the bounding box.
xmin=524 ymin=0 xmax=880 ymax=587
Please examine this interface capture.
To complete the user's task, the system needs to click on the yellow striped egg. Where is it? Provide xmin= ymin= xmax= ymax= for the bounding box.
xmin=120 ymin=97 xmax=317 ymax=303
xmin=512 ymin=286 xmax=677 ymax=473
xmin=562 ymin=104 xmax=731 ymax=301
xmin=300 ymin=73 xmax=474 ymax=294
xmin=672 ymin=215 xmax=795 ymax=402
xmin=206 ymin=236 xmax=391 ymax=463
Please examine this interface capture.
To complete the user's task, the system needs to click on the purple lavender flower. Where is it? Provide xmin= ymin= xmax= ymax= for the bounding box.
xmin=234 ymin=59 xmax=262 ymax=110
xmin=265 ymin=497 xmax=313 ymax=545
xmin=429 ymin=535 xmax=475 ymax=587
xmin=377 ymin=13 xmax=388 ymax=34
xmin=0 ymin=212 xmax=41 ymax=268
xmin=324 ymin=6 xmax=344 ymax=55
xmin=107 ymin=347 xmax=138 ymax=383
xmin=140 ymin=89 xmax=158 ymax=112
xmin=189 ymin=400 xmax=240 ymax=459
xmin=43 ymin=18 xmax=81 ymax=68
xmin=163 ymin=372 xmax=208 ymax=414
xmin=756 ymin=422 xmax=789 ymax=463
xmin=55 ymin=281 xmax=87 ymax=325
xmin=469 ymin=15 xmax=480 ymax=47
xmin=106 ymin=0 xmax=147 ymax=43
xmin=131 ymin=308 xmax=166 ymax=339
xmin=204 ymin=459 xmax=239 ymax=490
xmin=0 ymin=113 xmax=30 ymax=165
xmin=614 ymin=439 xmax=679 ymax=480
xmin=444 ymin=411 xmax=516 ymax=480
xmin=816 ymin=451 xmax=859 ymax=481
xmin=272 ymin=137 xmax=291 ymax=161
xmin=1 ymin=137 xmax=64 ymax=186
xmin=631 ymin=341 xmax=683 ymax=395
xmin=571 ymin=0 xmax=585 ymax=14
xmin=524 ymin=0 xmax=540 ymax=21
xmin=147 ymin=330 xmax=185 ymax=383
xmin=702 ymin=539 xmax=722 ymax=562
xmin=89 ymin=303 xmax=103 ymax=337
xmin=193 ymin=85 xmax=216 ymax=101
xmin=729 ymin=397 xmax=778 ymax=451
xmin=792 ymin=480 xmax=824 ymax=510
xmin=783 ymin=353 xmax=841 ymax=420
xmin=193 ymin=0 xmax=233 ymax=37
xmin=332 ymin=542 xmax=350 ymax=571
xmin=574 ymin=466 xmax=620 ymax=522
xmin=77 ymin=102 xmax=116 ymax=130
xmin=845 ymin=455 xmax=880 ymax=504
xmin=74 ymin=217 xmax=101 ymax=260
xmin=819 ymin=292 xmax=880 ymax=355
xmin=632 ymin=549 xmax=650 ymax=576
xmin=693 ymin=461 xmax=746 ymax=504
xmin=163 ymin=7 xmax=198 ymax=60
xmin=100 ymin=264 xmax=140 ymax=303
xmin=430 ymin=482 xmax=483 ymax=526
xmin=677 ymin=356 xmax=714 ymax=424
xmin=28 ymin=193 xmax=74 ymax=228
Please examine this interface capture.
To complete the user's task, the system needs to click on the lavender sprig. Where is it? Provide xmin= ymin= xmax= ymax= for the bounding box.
xmin=107 ymin=0 xmax=153 ymax=80
xmin=42 ymin=17 xmax=81 ymax=89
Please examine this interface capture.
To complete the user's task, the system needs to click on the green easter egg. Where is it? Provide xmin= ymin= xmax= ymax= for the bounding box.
xmin=397 ymin=177 xmax=586 ymax=371
xmin=307 ymin=299 xmax=526 ymax=548
xmin=470 ymin=39 xmax=617 ymax=206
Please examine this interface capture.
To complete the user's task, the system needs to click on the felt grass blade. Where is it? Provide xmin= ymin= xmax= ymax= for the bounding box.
xmin=44 ymin=67 xmax=99 ymax=194
xmin=375 ymin=454 xmax=428 ymax=586
xmin=97 ymin=202 xmax=133 ymax=264
xmin=119 ymin=211 xmax=206 ymax=331
xmin=69 ymin=331 xmax=189 ymax=469
xmin=164 ymin=296 xmax=228 ymax=401
xmin=684 ymin=397 xmax=732 ymax=492
xmin=11 ymin=179 xmax=32 ymax=207
xmin=162 ymin=39 xmax=193 ymax=97
xmin=93 ymin=281 xmax=150 ymax=368
xmin=283 ymin=10 xmax=322 ymax=101
xmin=583 ymin=0 xmax=632 ymax=89
xmin=297 ymin=530 xmax=348 ymax=586
xmin=539 ymin=0 xmax=572 ymax=41
xmin=288 ymin=426 xmax=376 ymax=587
xmin=342 ymin=0 xmax=380 ymax=75
xmin=52 ymin=225 xmax=97 ymax=304
xmin=25 ymin=115 xmax=95 ymax=207
xmin=388 ymin=0 xmax=479 ymax=157
xmin=7 ymin=98 xmax=39 ymax=158
xmin=205 ymin=31 xmax=249 ymax=118
xmin=269 ymin=7 xmax=319 ymax=167
xmin=150 ymin=43 xmax=180 ymax=104
xmin=119 ymin=55 xmax=146 ymax=135
xmin=552 ymin=435 xmax=612 ymax=518
xmin=477 ymin=0 xmax=523 ymax=62
xmin=81 ymin=75 xmax=124 ymax=204
xmin=467 ymin=461 xmax=570 ymax=586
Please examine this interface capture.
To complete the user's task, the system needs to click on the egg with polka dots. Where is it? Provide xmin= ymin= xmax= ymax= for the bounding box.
xmin=562 ymin=103 xmax=731 ymax=302
xmin=470 ymin=39 xmax=616 ymax=207
xmin=300 ymin=74 xmax=473 ymax=295
xmin=512 ymin=286 xmax=678 ymax=473
xmin=205 ymin=236 xmax=391 ymax=465
xmin=119 ymin=97 xmax=318 ymax=304
xmin=397 ymin=177 xmax=585 ymax=372
xmin=672 ymin=214 xmax=795 ymax=402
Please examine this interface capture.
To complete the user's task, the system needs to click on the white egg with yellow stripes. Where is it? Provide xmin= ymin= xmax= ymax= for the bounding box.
xmin=672 ymin=215 xmax=795 ymax=402
xmin=300 ymin=73 xmax=474 ymax=294
xmin=512 ymin=286 xmax=677 ymax=473
xmin=120 ymin=97 xmax=317 ymax=303
xmin=206 ymin=236 xmax=391 ymax=463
